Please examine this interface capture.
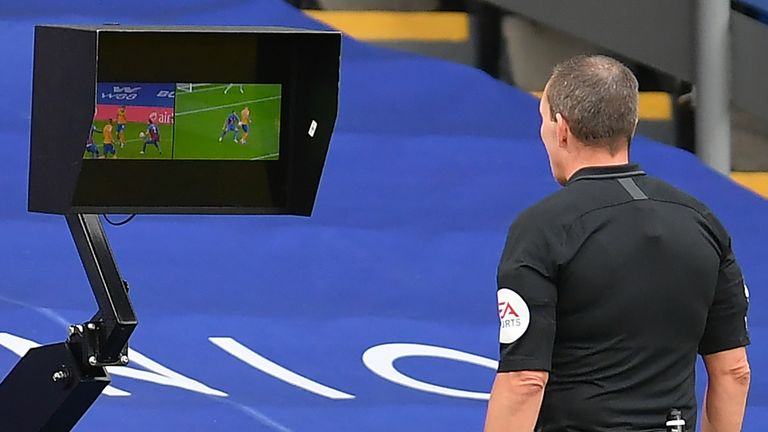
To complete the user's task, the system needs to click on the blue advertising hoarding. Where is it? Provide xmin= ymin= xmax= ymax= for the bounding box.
xmin=97 ymin=82 xmax=176 ymax=108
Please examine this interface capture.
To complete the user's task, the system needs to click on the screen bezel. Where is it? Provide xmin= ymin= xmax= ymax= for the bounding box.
xmin=29 ymin=26 xmax=339 ymax=216
xmin=72 ymin=31 xmax=297 ymax=213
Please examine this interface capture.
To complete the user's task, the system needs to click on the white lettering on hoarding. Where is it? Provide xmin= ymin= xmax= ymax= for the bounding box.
xmin=0 ymin=332 xmax=129 ymax=396
xmin=100 ymin=86 xmax=143 ymax=101
xmin=101 ymin=93 xmax=138 ymax=101
xmin=0 ymin=333 xmax=497 ymax=402
xmin=150 ymin=110 xmax=174 ymax=124
xmin=209 ymin=337 xmax=354 ymax=400
xmin=107 ymin=348 xmax=227 ymax=397
xmin=112 ymin=86 xmax=142 ymax=93
xmin=0 ymin=332 xmax=226 ymax=398
xmin=362 ymin=343 xmax=497 ymax=400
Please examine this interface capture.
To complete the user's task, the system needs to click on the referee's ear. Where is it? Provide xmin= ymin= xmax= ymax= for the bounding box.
xmin=555 ymin=113 xmax=570 ymax=148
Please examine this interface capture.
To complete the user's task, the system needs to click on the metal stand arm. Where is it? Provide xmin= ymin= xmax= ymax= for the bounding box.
xmin=0 ymin=214 xmax=137 ymax=431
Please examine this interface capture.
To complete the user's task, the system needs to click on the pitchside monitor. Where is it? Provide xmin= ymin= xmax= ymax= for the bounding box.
xmin=29 ymin=25 xmax=341 ymax=215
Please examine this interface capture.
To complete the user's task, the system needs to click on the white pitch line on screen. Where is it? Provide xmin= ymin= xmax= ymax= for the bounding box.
xmin=250 ymin=153 xmax=279 ymax=160
xmin=175 ymin=96 xmax=281 ymax=117
xmin=176 ymin=84 xmax=228 ymax=94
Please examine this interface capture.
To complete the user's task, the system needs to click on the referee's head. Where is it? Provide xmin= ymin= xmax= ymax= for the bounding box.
xmin=539 ymin=55 xmax=639 ymax=185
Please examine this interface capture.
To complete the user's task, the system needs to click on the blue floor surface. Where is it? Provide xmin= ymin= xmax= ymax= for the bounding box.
xmin=0 ymin=1 xmax=766 ymax=430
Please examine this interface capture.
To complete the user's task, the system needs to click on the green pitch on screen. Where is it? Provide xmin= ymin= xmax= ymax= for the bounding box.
xmin=173 ymin=84 xmax=282 ymax=160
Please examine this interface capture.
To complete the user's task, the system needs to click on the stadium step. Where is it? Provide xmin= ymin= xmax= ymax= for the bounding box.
xmin=303 ymin=10 xmax=469 ymax=42
xmin=731 ymin=172 xmax=768 ymax=199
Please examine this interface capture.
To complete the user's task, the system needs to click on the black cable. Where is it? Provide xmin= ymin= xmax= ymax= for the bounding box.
xmin=103 ymin=214 xmax=137 ymax=226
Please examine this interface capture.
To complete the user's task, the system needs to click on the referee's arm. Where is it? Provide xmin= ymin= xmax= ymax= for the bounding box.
xmin=701 ymin=347 xmax=750 ymax=432
xmin=485 ymin=216 xmax=558 ymax=432
xmin=698 ymin=231 xmax=751 ymax=432
xmin=485 ymin=370 xmax=548 ymax=432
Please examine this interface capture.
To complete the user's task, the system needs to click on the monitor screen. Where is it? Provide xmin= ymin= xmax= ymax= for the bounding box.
xmin=29 ymin=25 xmax=340 ymax=215
xmin=88 ymin=82 xmax=281 ymax=161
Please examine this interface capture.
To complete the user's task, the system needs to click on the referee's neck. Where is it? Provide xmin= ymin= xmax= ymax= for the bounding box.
xmin=561 ymin=145 xmax=630 ymax=184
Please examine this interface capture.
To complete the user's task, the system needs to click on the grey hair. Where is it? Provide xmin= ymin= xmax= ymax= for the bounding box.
xmin=545 ymin=55 xmax=639 ymax=154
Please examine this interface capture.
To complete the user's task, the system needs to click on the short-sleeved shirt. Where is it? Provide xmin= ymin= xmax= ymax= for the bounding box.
xmin=147 ymin=124 xmax=159 ymax=141
xmin=117 ymin=108 xmax=127 ymax=124
xmin=103 ymin=124 xmax=114 ymax=144
xmin=86 ymin=124 xmax=98 ymax=145
xmin=496 ymin=164 xmax=750 ymax=431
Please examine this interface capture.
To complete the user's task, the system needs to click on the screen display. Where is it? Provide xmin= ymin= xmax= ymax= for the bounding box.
xmin=87 ymin=82 xmax=281 ymax=161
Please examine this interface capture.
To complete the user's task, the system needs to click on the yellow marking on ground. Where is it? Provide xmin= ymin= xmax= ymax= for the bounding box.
xmin=304 ymin=11 xmax=469 ymax=42
xmin=530 ymin=91 xmax=672 ymax=121
xmin=732 ymin=172 xmax=768 ymax=199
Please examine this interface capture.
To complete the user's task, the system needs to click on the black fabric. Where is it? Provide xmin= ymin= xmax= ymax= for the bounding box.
xmin=496 ymin=164 xmax=750 ymax=432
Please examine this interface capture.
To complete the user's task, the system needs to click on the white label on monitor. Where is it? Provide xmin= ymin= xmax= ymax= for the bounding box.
xmin=308 ymin=120 xmax=318 ymax=138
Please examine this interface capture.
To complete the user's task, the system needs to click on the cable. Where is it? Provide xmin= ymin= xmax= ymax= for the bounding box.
xmin=102 ymin=214 xmax=137 ymax=226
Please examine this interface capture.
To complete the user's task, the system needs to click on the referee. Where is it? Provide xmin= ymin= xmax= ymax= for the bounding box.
xmin=484 ymin=55 xmax=751 ymax=432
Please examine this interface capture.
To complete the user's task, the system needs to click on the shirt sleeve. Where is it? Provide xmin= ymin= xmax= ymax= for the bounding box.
xmin=698 ymin=236 xmax=750 ymax=355
xmin=496 ymin=212 xmax=559 ymax=372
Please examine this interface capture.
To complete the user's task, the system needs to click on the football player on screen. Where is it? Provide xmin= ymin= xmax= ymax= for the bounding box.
xmin=102 ymin=119 xmax=117 ymax=159
xmin=141 ymin=118 xmax=162 ymax=154
xmin=239 ymin=106 xmax=250 ymax=145
xmin=219 ymin=111 xmax=240 ymax=143
xmin=116 ymin=105 xmax=128 ymax=148
xmin=85 ymin=123 xmax=101 ymax=159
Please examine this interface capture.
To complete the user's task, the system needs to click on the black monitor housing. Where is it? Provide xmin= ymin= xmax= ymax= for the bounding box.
xmin=29 ymin=25 xmax=340 ymax=216
xmin=1 ymin=25 xmax=340 ymax=431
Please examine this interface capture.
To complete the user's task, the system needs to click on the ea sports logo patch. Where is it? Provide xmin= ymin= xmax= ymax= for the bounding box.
xmin=497 ymin=289 xmax=530 ymax=344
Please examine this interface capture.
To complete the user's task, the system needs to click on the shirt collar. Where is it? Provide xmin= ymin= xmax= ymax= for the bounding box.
xmin=566 ymin=164 xmax=646 ymax=185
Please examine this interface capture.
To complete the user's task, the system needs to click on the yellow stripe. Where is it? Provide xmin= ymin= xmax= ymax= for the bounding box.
xmin=637 ymin=92 xmax=672 ymax=121
xmin=305 ymin=11 xmax=469 ymax=42
xmin=530 ymin=91 xmax=671 ymax=121
xmin=731 ymin=172 xmax=768 ymax=199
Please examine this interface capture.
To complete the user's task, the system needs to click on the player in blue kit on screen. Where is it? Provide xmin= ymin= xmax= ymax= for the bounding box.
xmin=141 ymin=118 xmax=162 ymax=154
xmin=85 ymin=123 xmax=101 ymax=159
xmin=218 ymin=111 xmax=240 ymax=143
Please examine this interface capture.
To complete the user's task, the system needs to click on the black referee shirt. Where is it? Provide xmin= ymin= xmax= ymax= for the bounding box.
xmin=496 ymin=164 xmax=750 ymax=431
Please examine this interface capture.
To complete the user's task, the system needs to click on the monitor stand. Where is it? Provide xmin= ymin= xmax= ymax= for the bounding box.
xmin=0 ymin=214 xmax=137 ymax=431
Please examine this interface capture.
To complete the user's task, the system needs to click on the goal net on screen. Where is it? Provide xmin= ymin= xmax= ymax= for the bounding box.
xmin=176 ymin=83 xmax=220 ymax=93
